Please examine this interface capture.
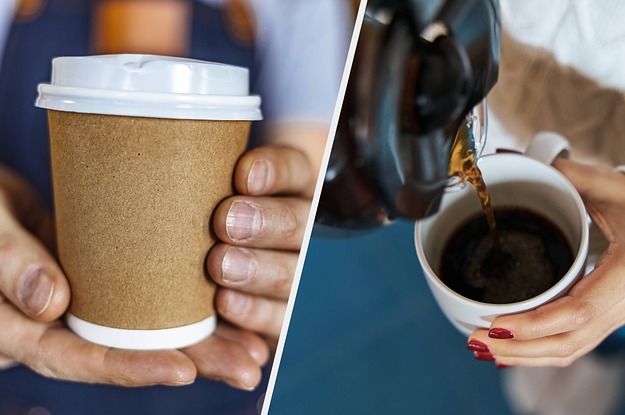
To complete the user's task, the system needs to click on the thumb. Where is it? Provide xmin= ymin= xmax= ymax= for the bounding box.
xmin=0 ymin=169 xmax=70 ymax=321
xmin=552 ymin=158 xmax=625 ymax=244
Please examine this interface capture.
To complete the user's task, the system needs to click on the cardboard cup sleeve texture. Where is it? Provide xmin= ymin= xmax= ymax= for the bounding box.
xmin=49 ymin=111 xmax=250 ymax=329
xmin=36 ymin=55 xmax=262 ymax=349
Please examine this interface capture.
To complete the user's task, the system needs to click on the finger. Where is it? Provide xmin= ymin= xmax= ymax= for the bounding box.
xmin=490 ymin=328 xmax=613 ymax=368
xmin=182 ymin=332 xmax=262 ymax=391
xmin=214 ymin=196 xmax=309 ymax=250
xmin=234 ymin=147 xmax=314 ymax=197
xmin=469 ymin=329 xmax=589 ymax=360
xmin=216 ymin=288 xmax=286 ymax=339
xmin=207 ymin=244 xmax=296 ymax=300
xmin=486 ymin=247 xmax=625 ymax=341
xmin=0 ymin=301 xmax=196 ymax=386
xmin=487 ymin=296 xmax=594 ymax=341
xmin=263 ymin=123 xmax=329 ymax=182
xmin=0 ymin=210 xmax=70 ymax=321
xmin=470 ymin=293 xmax=625 ymax=359
xmin=213 ymin=322 xmax=270 ymax=366
xmin=0 ymin=168 xmax=56 ymax=250
xmin=553 ymin=158 xmax=625 ymax=244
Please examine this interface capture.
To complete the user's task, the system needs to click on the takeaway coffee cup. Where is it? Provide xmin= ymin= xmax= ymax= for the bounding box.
xmin=36 ymin=55 xmax=262 ymax=350
xmin=415 ymin=133 xmax=589 ymax=336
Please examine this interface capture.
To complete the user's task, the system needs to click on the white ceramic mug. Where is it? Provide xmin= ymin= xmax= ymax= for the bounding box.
xmin=415 ymin=132 xmax=589 ymax=336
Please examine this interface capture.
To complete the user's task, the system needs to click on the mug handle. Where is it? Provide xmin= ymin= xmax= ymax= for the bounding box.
xmin=525 ymin=131 xmax=571 ymax=165
xmin=525 ymin=132 xmax=592 ymax=226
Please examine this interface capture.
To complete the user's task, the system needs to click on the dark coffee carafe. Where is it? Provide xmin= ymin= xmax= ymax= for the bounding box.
xmin=316 ymin=0 xmax=500 ymax=234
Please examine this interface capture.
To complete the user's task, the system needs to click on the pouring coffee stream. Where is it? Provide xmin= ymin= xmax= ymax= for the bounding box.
xmin=449 ymin=120 xmax=502 ymax=256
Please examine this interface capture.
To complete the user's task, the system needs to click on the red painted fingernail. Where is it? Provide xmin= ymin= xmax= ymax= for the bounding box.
xmin=496 ymin=148 xmax=523 ymax=154
xmin=474 ymin=352 xmax=495 ymax=361
xmin=496 ymin=363 xmax=511 ymax=369
xmin=467 ymin=339 xmax=490 ymax=353
xmin=489 ymin=328 xmax=514 ymax=339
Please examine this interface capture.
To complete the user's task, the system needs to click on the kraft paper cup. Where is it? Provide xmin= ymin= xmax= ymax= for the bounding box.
xmin=415 ymin=132 xmax=589 ymax=336
xmin=36 ymin=55 xmax=262 ymax=350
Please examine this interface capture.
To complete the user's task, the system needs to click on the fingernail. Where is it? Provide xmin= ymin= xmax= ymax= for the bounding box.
xmin=496 ymin=363 xmax=511 ymax=369
xmin=489 ymin=328 xmax=514 ymax=339
xmin=467 ymin=339 xmax=490 ymax=353
xmin=21 ymin=269 xmax=55 ymax=316
xmin=222 ymin=247 xmax=254 ymax=283
xmin=248 ymin=160 xmax=271 ymax=195
xmin=226 ymin=202 xmax=260 ymax=241
xmin=224 ymin=291 xmax=250 ymax=315
xmin=474 ymin=352 xmax=495 ymax=361
xmin=217 ymin=377 xmax=256 ymax=391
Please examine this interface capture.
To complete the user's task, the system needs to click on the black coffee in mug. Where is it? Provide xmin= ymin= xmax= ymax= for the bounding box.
xmin=440 ymin=208 xmax=574 ymax=304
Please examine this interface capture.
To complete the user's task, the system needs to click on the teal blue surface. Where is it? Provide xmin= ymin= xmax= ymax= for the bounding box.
xmin=268 ymin=221 xmax=513 ymax=415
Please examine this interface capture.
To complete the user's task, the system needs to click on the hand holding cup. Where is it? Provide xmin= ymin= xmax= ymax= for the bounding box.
xmin=207 ymin=144 xmax=317 ymax=341
xmin=0 ymin=166 xmax=270 ymax=389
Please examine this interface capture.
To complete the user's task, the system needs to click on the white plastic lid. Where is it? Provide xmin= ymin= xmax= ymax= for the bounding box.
xmin=36 ymin=54 xmax=262 ymax=120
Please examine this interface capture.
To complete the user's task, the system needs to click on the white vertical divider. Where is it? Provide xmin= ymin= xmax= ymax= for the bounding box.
xmin=260 ymin=1 xmax=369 ymax=413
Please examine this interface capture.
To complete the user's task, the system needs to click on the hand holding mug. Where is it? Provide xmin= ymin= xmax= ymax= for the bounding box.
xmin=469 ymin=159 xmax=625 ymax=367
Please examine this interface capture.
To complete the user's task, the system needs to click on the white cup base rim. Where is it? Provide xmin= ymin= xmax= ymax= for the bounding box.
xmin=66 ymin=313 xmax=216 ymax=350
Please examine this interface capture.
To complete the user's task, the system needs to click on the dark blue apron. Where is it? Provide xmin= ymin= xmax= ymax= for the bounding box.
xmin=0 ymin=1 xmax=267 ymax=414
